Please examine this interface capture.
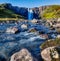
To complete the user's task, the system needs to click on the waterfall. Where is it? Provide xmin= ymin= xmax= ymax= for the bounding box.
xmin=28 ymin=8 xmax=33 ymax=20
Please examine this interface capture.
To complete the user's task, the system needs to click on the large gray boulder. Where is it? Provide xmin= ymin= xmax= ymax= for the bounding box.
xmin=10 ymin=49 xmax=36 ymax=61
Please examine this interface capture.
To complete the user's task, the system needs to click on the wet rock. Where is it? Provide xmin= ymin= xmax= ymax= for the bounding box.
xmin=39 ymin=34 xmax=48 ymax=39
xmin=41 ymin=47 xmax=54 ymax=61
xmin=21 ymin=24 xmax=28 ymax=29
xmin=28 ymin=28 xmax=37 ymax=33
xmin=10 ymin=49 xmax=37 ymax=61
xmin=31 ymin=19 xmax=38 ymax=24
xmin=6 ymin=27 xmax=19 ymax=34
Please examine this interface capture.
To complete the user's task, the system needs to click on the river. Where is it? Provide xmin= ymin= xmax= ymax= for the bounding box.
xmin=0 ymin=21 xmax=51 ymax=61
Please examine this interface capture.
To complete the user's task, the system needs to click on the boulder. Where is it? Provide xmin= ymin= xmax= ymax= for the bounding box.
xmin=21 ymin=24 xmax=28 ymax=29
xmin=41 ymin=47 xmax=59 ymax=61
xmin=39 ymin=34 xmax=48 ymax=39
xmin=10 ymin=49 xmax=35 ymax=61
xmin=31 ymin=19 xmax=38 ymax=24
xmin=6 ymin=27 xmax=19 ymax=34
xmin=28 ymin=28 xmax=37 ymax=33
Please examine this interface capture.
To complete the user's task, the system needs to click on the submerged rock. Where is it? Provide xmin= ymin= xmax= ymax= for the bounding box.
xmin=10 ymin=49 xmax=37 ymax=61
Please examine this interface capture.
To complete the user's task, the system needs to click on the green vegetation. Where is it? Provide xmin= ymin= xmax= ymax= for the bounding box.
xmin=40 ymin=38 xmax=60 ymax=50
xmin=0 ymin=4 xmax=25 ymax=20
xmin=41 ymin=5 xmax=60 ymax=20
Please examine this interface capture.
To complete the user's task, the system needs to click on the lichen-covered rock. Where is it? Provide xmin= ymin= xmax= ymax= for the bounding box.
xmin=10 ymin=49 xmax=35 ymax=61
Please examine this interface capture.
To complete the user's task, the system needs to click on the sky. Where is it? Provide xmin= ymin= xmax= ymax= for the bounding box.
xmin=0 ymin=0 xmax=60 ymax=8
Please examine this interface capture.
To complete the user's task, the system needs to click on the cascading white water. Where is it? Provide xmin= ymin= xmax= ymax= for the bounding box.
xmin=28 ymin=8 xmax=33 ymax=20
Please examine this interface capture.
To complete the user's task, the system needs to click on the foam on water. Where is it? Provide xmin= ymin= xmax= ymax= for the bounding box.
xmin=28 ymin=36 xmax=40 ymax=41
xmin=0 ymin=22 xmax=50 ymax=61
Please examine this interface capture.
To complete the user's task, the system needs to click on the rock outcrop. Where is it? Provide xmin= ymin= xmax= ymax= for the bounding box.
xmin=5 ymin=3 xmax=28 ymax=19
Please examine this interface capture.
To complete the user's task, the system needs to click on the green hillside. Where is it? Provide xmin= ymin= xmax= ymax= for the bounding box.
xmin=0 ymin=4 xmax=25 ymax=19
xmin=41 ymin=5 xmax=60 ymax=20
xmin=40 ymin=38 xmax=60 ymax=50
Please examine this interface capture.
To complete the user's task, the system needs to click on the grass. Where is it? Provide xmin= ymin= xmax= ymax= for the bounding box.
xmin=41 ymin=5 xmax=60 ymax=20
xmin=40 ymin=38 xmax=60 ymax=50
xmin=0 ymin=3 xmax=25 ymax=20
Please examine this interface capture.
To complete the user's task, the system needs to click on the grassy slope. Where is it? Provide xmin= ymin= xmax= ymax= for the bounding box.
xmin=41 ymin=5 xmax=60 ymax=19
xmin=0 ymin=4 xmax=25 ymax=20
xmin=40 ymin=38 xmax=60 ymax=50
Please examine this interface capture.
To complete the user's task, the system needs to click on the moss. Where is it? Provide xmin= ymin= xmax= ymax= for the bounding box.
xmin=40 ymin=38 xmax=60 ymax=50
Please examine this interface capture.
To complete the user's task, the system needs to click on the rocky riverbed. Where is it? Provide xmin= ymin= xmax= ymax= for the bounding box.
xmin=0 ymin=20 xmax=57 ymax=61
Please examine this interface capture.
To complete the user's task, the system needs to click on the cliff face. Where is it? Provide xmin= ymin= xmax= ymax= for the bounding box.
xmin=4 ymin=3 xmax=50 ymax=19
xmin=32 ymin=5 xmax=60 ymax=19
xmin=5 ymin=3 xmax=48 ymax=19
xmin=5 ymin=3 xmax=28 ymax=19
xmin=4 ymin=3 xmax=60 ymax=20
xmin=0 ymin=3 xmax=25 ymax=19
xmin=32 ymin=7 xmax=39 ymax=19
xmin=32 ymin=6 xmax=49 ymax=19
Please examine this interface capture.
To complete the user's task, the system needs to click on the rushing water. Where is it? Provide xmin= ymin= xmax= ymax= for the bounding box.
xmin=28 ymin=9 xmax=33 ymax=20
xmin=0 ymin=21 xmax=50 ymax=61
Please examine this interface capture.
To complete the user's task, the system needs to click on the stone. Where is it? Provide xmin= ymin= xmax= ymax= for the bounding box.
xmin=41 ymin=47 xmax=59 ymax=61
xmin=50 ymin=48 xmax=59 ymax=59
xmin=41 ymin=47 xmax=54 ymax=61
xmin=6 ymin=27 xmax=19 ymax=34
xmin=10 ymin=49 xmax=35 ymax=61
xmin=39 ymin=34 xmax=48 ymax=39
xmin=21 ymin=24 xmax=28 ymax=29
xmin=56 ymin=35 xmax=60 ymax=38
xmin=31 ymin=19 xmax=38 ymax=24
xmin=28 ymin=28 xmax=37 ymax=33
